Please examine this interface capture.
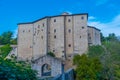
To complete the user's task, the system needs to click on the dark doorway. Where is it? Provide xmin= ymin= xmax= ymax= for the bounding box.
xmin=41 ymin=64 xmax=51 ymax=76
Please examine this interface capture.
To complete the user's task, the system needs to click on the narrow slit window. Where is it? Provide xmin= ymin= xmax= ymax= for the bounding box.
xmin=54 ymin=35 xmax=56 ymax=39
xmin=54 ymin=29 xmax=56 ymax=33
xmin=81 ymin=16 xmax=84 ymax=20
xmin=54 ymin=19 xmax=56 ymax=22
xmin=68 ymin=19 xmax=71 ymax=22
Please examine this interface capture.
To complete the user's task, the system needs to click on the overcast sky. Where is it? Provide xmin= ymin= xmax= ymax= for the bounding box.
xmin=0 ymin=0 xmax=120 ymax=37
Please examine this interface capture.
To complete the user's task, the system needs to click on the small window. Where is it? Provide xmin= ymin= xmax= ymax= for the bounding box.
xmin=41 ymin=36 xmax=43 ymax=39
xmin=80 ymin=36 xmax=81 ymax=38
xmin=89 ymin=37 xmax=91 ymax=39
xmin=68 ymin=19 xmax=71 ymax=22
xmin=30 ymin=46 xmax=32 ymax=48
xmin=37 ymin=30 xmax=40 ymax=35
xmin=38 ymin=25 xmax=40 ymax=28
xmin=23 ymin=30 xmax=25 ymax=32
xmin=41 ymin=29 xmax=43 ymax=31
xmin=29 ymin=30 xmax=30 ymax=32
xmin=54 ymin=35 xmax=56 ymax=39
xmin=54 ymin=29 xmax=56 ymax=33
xmin=53 ymin=50 xmax=55 ymax=52
xmin=54 ymin=19 xmax=56 ymax=22
xmin=42 ymin=23 xmax=44 ymax=27
xmin=81 ymin=16 xmax=84 ymax=20
xmin=68 ymin=44 xmax=71 ymax=47
xmin=82 ymin=26 xmax=84 ymax=29
xmin=68 ymin=29 xmax=71 ymax=33
xmin=33 ymin=33 xmax=35 ymax=36
xmin=88 ymin=33 xmax=90 ymax=36
xmin=62 ymin=51 xmax=64 ymax=53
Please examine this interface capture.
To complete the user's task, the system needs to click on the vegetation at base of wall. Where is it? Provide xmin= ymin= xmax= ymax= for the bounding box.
xmin=47 ymin=51 xmax=55 ymax=57
xmin=73 ymin=33 xmax=120 ymax=80
xmin=73 ymin=54 xmax=103 ymax=80
xmin=0 ymin=31 xmax=17 ymax=45
xmin=0 ymin=45 xmax=38 ymax=80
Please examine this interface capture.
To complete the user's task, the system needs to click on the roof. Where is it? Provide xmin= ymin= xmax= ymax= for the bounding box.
xmin=18 ymin=13 xmax=88 ymax=25
xmin=88 ymin=26 xmax=101 ymax=31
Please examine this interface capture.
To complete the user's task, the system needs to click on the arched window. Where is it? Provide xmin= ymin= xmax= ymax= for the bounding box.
xmin=41 ymin=64 xmax=51 ymax=76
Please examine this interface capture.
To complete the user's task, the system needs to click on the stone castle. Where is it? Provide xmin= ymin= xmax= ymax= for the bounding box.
xmin=17 ymin=12 xmax=101 ymax=61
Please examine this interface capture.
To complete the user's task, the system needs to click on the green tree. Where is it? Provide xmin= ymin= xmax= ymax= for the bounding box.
xmin=0 ymin=45 xmax=38 ymax=80
xmin=0 ymin=31 xmax=13 ymax=45
xmin=73 ymin=54 xmax=102 ymax=80
xmin=0 ymin=44 xmax=12 ymax=59
xmin=0 ymin=31 xmax=17 ymax=45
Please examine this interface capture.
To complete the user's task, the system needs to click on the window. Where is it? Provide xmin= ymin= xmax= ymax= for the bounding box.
xmin=37 ymin=30 xmax=40 ymax=35
xmin=53 ymin=50 xmax=55 ymax=52
xmin=80 ymin=36 xmax=81 ymax=38
xmin=23 ymin=30 xmax=25 ymax=32
xmin=68 ymin=44 xmax=71 ymax=47
xmin=42 ymin=23 xmax=44 ymax=27
xmin=68 ymin=19 xmax=71 ymax=22
xmin=29 ymin=30 xmax=30 ymax=32
xmin=54 ymin=35 xmax=56 ymax=39
xmin=41 ymin=29 xmax=43 ymax=31
xmin=81 ymin=16 xmax=84 ymax=20
xmin=38 ymin=25 xmax=40 ymax=28
xmin=82 ymin=26 xmax=84 ymax=29
xmin=54 ymin=29 xmax=56 ymax=33
xmin=54 ymin=19 xmax=56 ymax=22
xmin=41 ymin=36 xmax=43 ymax=39
xmin=89 ymin=37 xmax=91 ymax=39
xmin=68 ymin=29 xmax=71 ymax=33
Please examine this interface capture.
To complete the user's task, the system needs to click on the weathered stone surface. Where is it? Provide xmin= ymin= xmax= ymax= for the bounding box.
xmin=17 ymin=13 xmax=94 ymax=60
xmin=32 ymin=55 xmax=62 ymax=77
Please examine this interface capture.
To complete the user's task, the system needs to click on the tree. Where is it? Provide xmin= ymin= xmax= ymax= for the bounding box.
xmin=0 ymin=44 xmax=12 ymax=59
xmin=0 ymin=45 xmax=38 ymax=80
xmin=73 ymin=54 xmax=102 ymax=80
xmin=0 ymin=31 xmax=13 ymax=45
xmin=0 ymin=31 xmax=17 ymax=45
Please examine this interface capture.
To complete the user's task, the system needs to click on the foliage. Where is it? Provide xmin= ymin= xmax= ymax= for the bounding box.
xmin=47 ymin=51 xmax=55 ymax=57
xmin=73 ymin=33 xmax=120 ymax=80
xmin=0 ymin=31 xmax=17 ymax=45
xmin=0 ymin=45 xmax=38 ymax=80
xmin=0 ymin=44 xmax=12 ymax=59
xmin=88 ymin=45 xmax=105 ymax=58
xmin=10 ymin=38 xmax=17 ymax=45
xmin=73 ymin=54 xmax=102 ymax=80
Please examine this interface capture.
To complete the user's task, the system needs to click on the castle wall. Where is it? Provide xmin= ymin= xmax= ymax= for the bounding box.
xmin=18 ymin=24 xmax=33 ymax=60
xmin=49 ymin=16 xmax=65 ymax=58
xmin=65 ymin=16 xmax=74 ymax=57
xmin=73 ymin=15 xmax=88 ymax=55
xmin=88 ymin=27 xmax=101 ymax=46
xmin=33 ymin=19 xmax=47 ymax=59
xmin=17 ymin=13 xmax=101 ymax=61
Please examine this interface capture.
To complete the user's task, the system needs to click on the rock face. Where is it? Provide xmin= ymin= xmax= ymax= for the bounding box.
xmin=31 ymin=55 xmax=63 ymax=77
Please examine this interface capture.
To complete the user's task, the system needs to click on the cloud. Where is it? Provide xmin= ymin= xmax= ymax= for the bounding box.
xmin=88 ymin=14 xmax=120 ymax=36
xmin=96 ymin=0 xmax=109 ymax=6
xmin=88 ymin=16 xmax=96 ymax=20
